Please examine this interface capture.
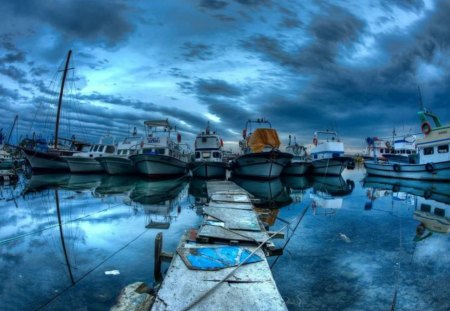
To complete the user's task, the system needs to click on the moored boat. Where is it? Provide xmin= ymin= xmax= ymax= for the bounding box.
xmin=188 ymin=123 xmax=227 ymax=179
xmin=310 ymin=130 xmax=351 ymax=176
xmin=282 ymin=135 xmax=311 ymax=176
xmin=364 ymin=108 xmax=450 ymax=181
xmin=130 ymin=120 xmax=188 ymax=178
xmin=96 ymin=130 xmax=142 ymax=175
xmin=62 ymin=136 xmax=116 ymax=173
xmin=230 ymin=119 xmax=292 ymax=179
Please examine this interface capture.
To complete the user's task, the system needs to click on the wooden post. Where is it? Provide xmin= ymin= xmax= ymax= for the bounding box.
xmin=154 ymin=232 xmax=163 ymax=282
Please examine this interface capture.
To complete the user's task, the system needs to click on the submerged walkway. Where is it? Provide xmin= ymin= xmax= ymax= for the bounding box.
xmin=151 ymin=180 xmax=287 ymax=311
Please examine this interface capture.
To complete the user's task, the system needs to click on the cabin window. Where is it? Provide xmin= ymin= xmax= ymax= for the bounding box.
xmin=195 ymin=152 xmax=200 ymax=159
xmin=93 ymin=145 xmax=99 ymax=152
xmin=314 ymin=154 xmax=318 ymax=159
xmin=380 ymin=149 xmax=384 ymax=153
xmin=202 ymin=152 xmax=211 ymax=158
xmin=434 ymin=208 xmax=445 ymax=217
xmin=202 ymin=137 xmax=207 ymax=143
xmin=438 ymin=144 xmax=449 ymax=153
xmin=423 ymin=147 xmax=434 ymax=155
xmin=420 ymin=204 xmax=431 ymax=212
xmin=143 ymin=148 xmax=152 ymax=154
xmin=106 ymin=146 xmax=115 ymax=153
xmin=156 ymin=148 xmax=165 ymax=155
xmin=117 ymin=150 xmax=122 ymax=155
xmin=213 ymin=152 xmax=221 ymax=158
xmin=406 ymin=150 xmax=411 ymax=154
xmin=98 ymin=145 xmax=104 ymax=152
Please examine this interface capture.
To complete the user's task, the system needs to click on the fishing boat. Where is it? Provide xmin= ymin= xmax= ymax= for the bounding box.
xmin=364 ymin=108 xmax=450 ymax=181
xmin=310 ymin=130 xmax=352 ymax=176
xmin=96 ymin=129 xmax=142 ymax=175
xmin=365 ymin=133 xmax=420 ymax=164
xmin=130 ymin=120 xmax=188 ymax=178
xmin=0 ymin=115 xmax=22 ymax=169
xmin=188 ymin=123 xmax=227 ymax=179
xmin=21 ymin=50 xmax=90 ymax=172
xmin=62 ymin=136 xmax=116 ymax=173
xmin=230 ymin=119 xmax=292 ymax=179
xmin=282 ymin=135 xmax=311 ymax=176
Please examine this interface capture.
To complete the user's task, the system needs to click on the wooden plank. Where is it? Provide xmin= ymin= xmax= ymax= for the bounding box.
xmin=151 ymin=242 xmax=287 ymax=311
xmin=207 ymin=201 xmax=253 ymax=210
xmin=210 ymin=193 xmax=251 ymax=203
xmin=203 ymin=206 xmax=261 ymax=231
xmin=197 ymin=224 xmax=269 ymax=244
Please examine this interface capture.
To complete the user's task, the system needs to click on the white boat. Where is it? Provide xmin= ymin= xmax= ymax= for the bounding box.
xmin=188 ymin=123 xmax=227 ymax=179
xmin=365 ymin=108 xmax=450 ymax=181
xmin=310 ymin=130 xmax=351 ymax=176
xmin=96 ymin=130 xmax=142 ymax=175
xmin=282 ymin=135 xmax=311 ymax=176
xmin=230 ymin=119 xmax=292 ymax=179
xmin=365 ymin=132 xmax=420 ymax=164
xmin=62 ymin=136 xmax=116 ymax=173
xmin=130 ymin=120 xmax=188 ymax=178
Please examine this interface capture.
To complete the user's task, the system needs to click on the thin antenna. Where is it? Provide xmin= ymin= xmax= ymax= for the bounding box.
xmin=417 ymin=85 xmax=424 ymax=111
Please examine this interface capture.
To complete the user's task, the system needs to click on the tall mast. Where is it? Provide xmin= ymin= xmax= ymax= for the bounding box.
xmin=54 ymin=50 xmax=72 ymax=150
xmin=6 ymin=114 xmax=18 ymax=145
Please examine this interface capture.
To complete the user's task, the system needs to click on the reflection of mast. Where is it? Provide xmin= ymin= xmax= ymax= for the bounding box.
xmin=55 ymin=189 xmax=75 ymax=285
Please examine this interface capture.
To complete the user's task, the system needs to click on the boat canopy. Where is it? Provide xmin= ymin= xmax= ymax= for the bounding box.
xmin=249 ymin=128 xmax=280 ymax=152
xmin=144 ymin=120 xmax=171 ymax=128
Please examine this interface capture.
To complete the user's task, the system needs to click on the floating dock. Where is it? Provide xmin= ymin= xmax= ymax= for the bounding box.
xmin=151 ymin=180 xmax=287 ymax=311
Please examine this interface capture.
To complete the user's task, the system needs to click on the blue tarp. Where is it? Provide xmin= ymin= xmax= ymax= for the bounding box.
xmin=181 ymin=246 xmax=262 ymax=271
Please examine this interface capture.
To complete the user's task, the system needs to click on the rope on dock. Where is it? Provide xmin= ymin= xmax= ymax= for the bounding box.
xmin=270 ymin=203 xmax=310 ymax=269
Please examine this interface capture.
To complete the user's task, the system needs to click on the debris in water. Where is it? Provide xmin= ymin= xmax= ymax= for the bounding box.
xmin=105 ymin=270 xmax=120 ymax=275
xmin=339 ymin=233 xmax=351 ymax=243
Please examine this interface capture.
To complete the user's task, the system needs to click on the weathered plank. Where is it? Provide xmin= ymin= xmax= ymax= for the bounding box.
xmin=151 ymin=241 xmax=287 ymax=311
xmin=203 ymin=206 xmax=261 ymax=231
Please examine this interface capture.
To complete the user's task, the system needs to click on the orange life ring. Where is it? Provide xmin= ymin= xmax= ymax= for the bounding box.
xmin=220 ymin=138 xmax=224 ymax=147
xmin=313 ymin=138 xmax=318 ymax=146
xmin=421 ymin=122 xmax=431 ymax=135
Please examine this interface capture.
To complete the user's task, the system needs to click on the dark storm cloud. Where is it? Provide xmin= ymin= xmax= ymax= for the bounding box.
xmin=2 ymin=0 xmax=134 ymax=46
xmin=196 ymin=78 xmax=244 ymax=97
xmin=0 ymin=65 xmax=29 ymax=84
xmin=0 ymin=52 xmax=26 ymax=64
xmin=234 ymin=0 xmax=272 ymax=7
xmin=381 ymin=0 xmax=425 ymax=12
xmin=0 ymin=84 xmax=21 ymax=100
xmin=181 ymin=42 xmax=214 ymax=61
xmin=199 ymin=0 xmax=229 ymax=10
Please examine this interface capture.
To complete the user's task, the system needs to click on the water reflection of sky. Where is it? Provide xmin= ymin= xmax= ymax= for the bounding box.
xmin=1 ymin=169 xmax=449 ymax=310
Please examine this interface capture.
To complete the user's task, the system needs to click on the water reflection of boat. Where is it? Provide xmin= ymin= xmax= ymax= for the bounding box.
xmin=231 ymin=177 xmax=292 ymax=207
xmin=363 ymin=176 xmax=450 ymax=205
xmin=94 ymin=175 xmax=139 ymax=196
xmin=130 ymin=176 xmax=188 ymax=229
xmin=311 ymin=176 xmax=355 ymax=196
xmin=188 ymin=178 xmax=208 ymax=200
xmin=24 ymin=173 xmax=71 ymax=193
xmin=63 ymin=174 xmax=103 ymax=191
xmin=129 ymin=176 xmax=189 ymax=205
xmin=282 ymin=176 xmax=311 ymax=191
xmin=413 ymin=197 xmax=450 ymax=235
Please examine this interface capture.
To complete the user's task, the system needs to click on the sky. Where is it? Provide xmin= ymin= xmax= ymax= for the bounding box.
xmin=0 ymin=0 xmax=449 ymax=153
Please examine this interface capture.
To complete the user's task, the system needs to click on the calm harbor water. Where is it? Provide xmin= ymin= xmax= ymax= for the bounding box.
xmin=1 ymin=168 xmax=449 ymax=310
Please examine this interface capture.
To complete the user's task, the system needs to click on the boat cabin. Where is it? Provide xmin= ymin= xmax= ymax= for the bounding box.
xmin=415 ymin=110 xmax=450 ymax=164
xmin=194 ymin=126 xmax=223 ymax=162
xmin=413 ymin=197 xmax=450 ymax=234
xmin=310 ymin=131 xmax=344 ymax=160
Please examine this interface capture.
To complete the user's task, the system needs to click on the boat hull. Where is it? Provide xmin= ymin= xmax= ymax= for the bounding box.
xmin=189 ymin=161 xmax=227 ymax=179
xmin=96 ymin=156 xmax=136 ymax=175
xmin=311 ymin=157 xmax=350 ymax=176
xmin=282 ymin=161 xmax=311 ymax=176
xmin=22 ymin=148 xmax=70 ymax=172
xmin=130 ymin=154 xmax=187 ymax=177
xmin=231 ymin=151 xmax=292 ymax=179
xmin=62 ymin=156 xmax=104 ymax=173
xmin=364 ymin=160 xmax=450 ymax=181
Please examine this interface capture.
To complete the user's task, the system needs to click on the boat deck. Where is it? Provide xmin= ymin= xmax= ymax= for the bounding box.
xmin=151 ymin=180 xmax=287 ymax=311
